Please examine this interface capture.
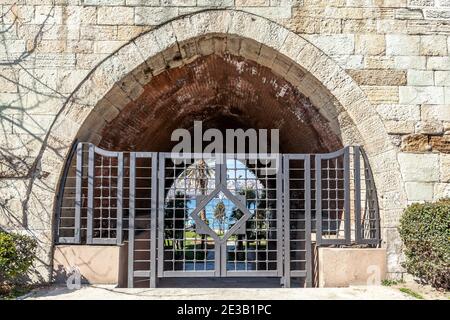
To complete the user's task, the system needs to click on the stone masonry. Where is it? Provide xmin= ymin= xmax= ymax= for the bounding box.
xmin=0 ymin=0 xmax=449 ymax=282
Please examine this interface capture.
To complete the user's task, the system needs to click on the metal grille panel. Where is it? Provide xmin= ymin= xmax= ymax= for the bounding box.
xmin=222 ymin=154 xmax=282 ymax=277
xmin=283 ymin=154 xmax=312 ymax=287
xmin=158 ymin=153 xmax=219 ymax=277
xmin=128 ymin=152 xmax=157 ymax=288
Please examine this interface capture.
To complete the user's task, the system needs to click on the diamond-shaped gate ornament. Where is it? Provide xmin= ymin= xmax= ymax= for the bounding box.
xmin=190 ymin=185 xmax=253 ymax=242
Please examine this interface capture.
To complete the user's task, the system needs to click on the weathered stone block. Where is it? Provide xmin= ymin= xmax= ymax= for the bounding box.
xmin=97 ymin=6 xmax=134 ymax=25
xmin=398 ymin=152 xmax=439 ymax=182
xmin=422 ymin=104 xmax=450 ymax=121
xmin=405 ymin=182 xmax=434 ymax=201
xmin=12 ymin=114 xmax=55 ymax=135
xmin=365 ymin=56 xmax=395 ymax=69
xmin=440 ymin=154 xmax=450 ymax=182
xmin=377 ymin=19 xmax=408 ymax=34
xmin=394 ymin=56 xmax=426 ymax=69
xmin=288 ymin=16 xmax=342 ymax=34
xmin=235 ymin=0 xmax=270 ymax=5
xmin=407 ymin=70 xmax=434 ymax=86
xmin=444 ymin=121 xmax=450 ymax=134
xmin=355 ymin=34 xmax=385 ymax=56
xmin=399 ymin=86 xmax=444 ymax=104
xmin=64 ymin=5 xmax=97 ymax=26
xmin=303 ymin=34 xmax=355 ymax=56
xmin=386 ymin=35 xmax=420 ymax=55
xmin=332 ymin=55 xmax=364 ymax=69
xmin=239 ymin=38 xmax=262 ymax=62
xmin=446 ymin=87 xmax=450 ymax=104
xmin=385 ymin=120 xmax=415 ymax=134
xmin=415 ymin=120 xmax=444 ymax=135
xmin=376 ymin=104 xmax=421 ymax=121
xmin=80 ymin=26 xmax=118 ymax=41
xmin=34 ymin=5 xmax=64 ymax=25
xmin=66 ymin=40 xmax=94 ymax=54
xmin=197 ymin=0 xmax=234 ymax=5
xmin=434 ymin=183 xmax=450 ymax=200
xmin=401 ymin=134 xmax=431 ymax=152
xmin=420 ymin=35 xmax=448 ymax=56
xmin=427 ymin=57 xmax=450 ymax=71
xmin=135 ymin=7 xmax=179 ymax=25
xmin=363 ymin=86 xmax=399 ymax=104
xmin=94 ymin=40 xmax=128 ymax=54
xmin=0 ymin=157 xmax=34 ymax=178
xmin=0 ymin=40 xmax=26 ymax=54
xmin=125 ymin=0 xmax=159 ymax=5
xmin=424 ymin=9 xmax=450 ymax=20
xmin=348 ymin=69 xmax=406 ymax=86
xmin=343 ymin=19 xmax=377 ymax=33
xmin=434 ymin=71 xmax=450 ymax=86
xmin=84 ymin=0 xmax=125 ymax=5
xmin=394 ymin=8 xmax=423 ymax=20
xmin=76 ymin=53 xmax=109 ymax=69
xmin=408 ymin=0 xmax=434 ymax=6
xmin=430 ymin=134 xmax=450 ymax=153
xmin=318 ymin=248 xmax=387 ymax=287
xmin=383 ymin=228 xmax=405 ymax=274
xmin=117 ymin=26 xmax=151 ymax=40
xmin=161 ymin=0 xmax=197 ymax=5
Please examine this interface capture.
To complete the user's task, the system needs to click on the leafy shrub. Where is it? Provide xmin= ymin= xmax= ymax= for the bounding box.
xmin=398 ymin=198 xmax=450 ymax=290
xmin=0 ymin=230 xmax=37 ymax=287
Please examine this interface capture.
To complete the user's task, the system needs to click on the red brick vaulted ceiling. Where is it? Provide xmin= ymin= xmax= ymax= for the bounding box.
xmin=98 ymin=54 xmax=342 ymax=153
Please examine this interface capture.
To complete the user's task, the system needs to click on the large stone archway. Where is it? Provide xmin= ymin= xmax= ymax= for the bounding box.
xmin=83 ymin=42 xmax=345 ymax=154
xmin=30 ymin=10 xmax=406 ymax=280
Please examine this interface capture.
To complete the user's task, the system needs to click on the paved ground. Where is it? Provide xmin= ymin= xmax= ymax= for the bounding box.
xmin=23 ymin=285 xmax=412 ymax=300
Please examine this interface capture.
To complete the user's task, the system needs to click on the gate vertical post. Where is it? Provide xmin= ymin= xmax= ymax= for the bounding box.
xmin=304 ymin=155 xmax=312 ymax=287
xmin=218 ymin=153 xmax=226 ymax=277
xmin=87 ymin=144 xmax=94 ymax=244
xmin=343 ymin=147 xmax=351 ymax=245
xmin=127 ymin=153 xmax=136 ymax=288
xmin=157 ymin=154 xmax=166 ymax=278
xmin=315 ymin=155 xmax=322 ymax=246
xmin=276 ymin=153 xmax=283 ymax=277
xmin=282 ymin=155 xmax=291 ymax=288
xmin=353 ymin=146 xmax=362 ymax=243
xmin=116 ymin=152 xmax=124 ymax=245
xmin=74 ymin=143 xmax=83 ymax=244
xmin=150 ymin=154 xmax=158 ymax=288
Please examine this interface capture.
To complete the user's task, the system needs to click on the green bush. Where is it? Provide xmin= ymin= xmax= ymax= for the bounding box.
xmin=398 ymin=198 xmax=450 ymax=290
xmin=0 ymin=230 xmax=37 ymax=287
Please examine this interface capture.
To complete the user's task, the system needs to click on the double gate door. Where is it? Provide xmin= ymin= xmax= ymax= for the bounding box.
xmin=156 ymin=153 xmax=284 ymax=280
xmin=128 ymin=152 xmax=312 ymax=288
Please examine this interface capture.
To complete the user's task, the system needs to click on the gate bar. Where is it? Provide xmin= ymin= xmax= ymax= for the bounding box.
xmin=116 ymin=152 xmax=123 ymax=245
xmin=354 ymin=146 xmax=362 ymax=243
xmin=149 ymin=153 xmax=158 ymax=288
xmin=343 ymin=147 xmax=351 ymax=245
xmin=74 ymin=143 xmax=82 ymax=244
xmin=157 ymin=154 xmax=165 ymax=278
xmin=304 ymin=155 xmax=312 ymax=287
xmin=87 ymin=144 xmax=94 ymax=244
xmin=127 ymin=153 xmax=136 ymax=288
xmin=282 ymin=156 xmax=291 ymax=288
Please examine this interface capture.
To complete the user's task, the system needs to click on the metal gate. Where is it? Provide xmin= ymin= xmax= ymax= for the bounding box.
xmin=157 ymin=153 xmax=283 ymax=280
xmin=56 ymin=143 xmax=380 ymax=288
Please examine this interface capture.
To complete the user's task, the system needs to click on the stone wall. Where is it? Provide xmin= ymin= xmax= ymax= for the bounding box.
xmin=0 ymin=0 xmax=449 ymax=281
